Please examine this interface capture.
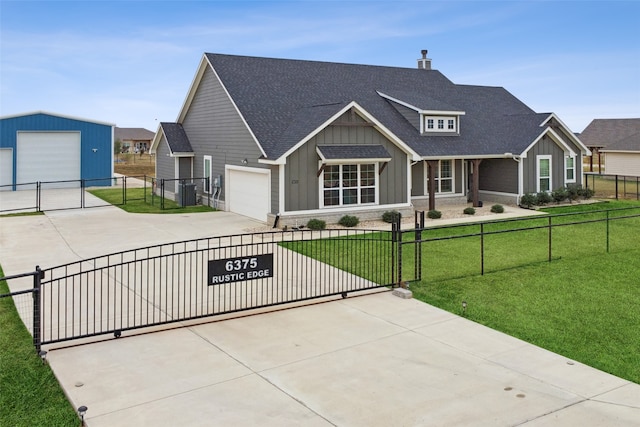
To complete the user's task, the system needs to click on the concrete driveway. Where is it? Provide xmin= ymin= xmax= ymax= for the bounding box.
xmin=1 ymin=206 xmax=639 ymax=426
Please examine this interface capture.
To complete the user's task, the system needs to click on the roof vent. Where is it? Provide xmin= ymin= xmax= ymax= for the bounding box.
xmin=418 ymin=49 xmax=431 ymax=70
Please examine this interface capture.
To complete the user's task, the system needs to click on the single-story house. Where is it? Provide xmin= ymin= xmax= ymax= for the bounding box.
xmin=115 ymin=127 xmax=155 ymax=153
xmin=0 ymin=111 xmax=114 ymax=190
xmin=579 ymin=118 xmax=640 ymax=175
xmin=150 ymin=51 xmax=590 ymax=225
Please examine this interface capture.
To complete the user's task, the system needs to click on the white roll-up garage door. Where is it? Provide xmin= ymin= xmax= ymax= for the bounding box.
xmin=227 ymin=167 xmax=269 ymax=222
xmin=0 ymin=149 xmax=13 ymax=191
xmin=17 ymin=132 xmax=81 ymax=188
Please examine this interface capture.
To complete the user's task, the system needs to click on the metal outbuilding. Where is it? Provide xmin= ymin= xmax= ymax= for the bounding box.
xmin=0 ymin=111 xmax=114 ymax=190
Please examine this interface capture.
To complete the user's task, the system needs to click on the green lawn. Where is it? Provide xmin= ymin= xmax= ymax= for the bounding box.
xmin=283 ymin=201 xmax=640 ymax=383
xmin=89 ymin=187 xmax=215 ymax=214
xmin=0 ymin=266 xmax=78 ymax=426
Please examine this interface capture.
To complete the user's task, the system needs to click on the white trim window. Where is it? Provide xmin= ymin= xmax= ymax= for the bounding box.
xmin=565 ymin=155 xmax=576 ymax=183
xmin=537 ymin=155 xmax=552 ymax=192
xmin=425 ymin=160 xmax=455 ymax=193
xmin=321 ymin=163 xmax=377 ymax=207
xmin=424 ymin=116 xmax=457 ymax=133
xmin=203 ymin=155 xmax=212 ymax=194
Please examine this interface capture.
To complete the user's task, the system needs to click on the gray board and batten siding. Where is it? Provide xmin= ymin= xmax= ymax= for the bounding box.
xmin=480 ymin=158 xmax=519 ymax=194
xmin=521 ymin=135 xmax=583 ymax=194
xmin=181 ymin=66 xmax=271 ymax=207
xmin=155 ymin=134 xmax=174 ymax=188
xmin=284 ymin=110 xmax=408 ymax=212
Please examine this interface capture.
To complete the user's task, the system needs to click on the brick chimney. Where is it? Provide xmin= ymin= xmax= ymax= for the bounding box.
xmin=417 ymin=49 xmax=431 ymax=70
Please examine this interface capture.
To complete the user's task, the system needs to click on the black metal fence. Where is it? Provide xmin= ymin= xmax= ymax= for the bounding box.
xmin=0 ymin=175 xmax=152 ymax=214
xmin=396 ymin=206 xmax=640 ymax=284
xmin=0 ymin=268 xmax=44 ymax=352
xmin=14 ymin=229 xmax=393 ymax=347
xmin=584 ymin=173 xmax=640 ymax=200
xmin=150 ymin=177 xmax=212 ymax=210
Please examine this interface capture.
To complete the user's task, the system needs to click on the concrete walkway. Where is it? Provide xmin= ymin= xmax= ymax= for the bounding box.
xmin=1 ymin=207 xmax=638 ymax=426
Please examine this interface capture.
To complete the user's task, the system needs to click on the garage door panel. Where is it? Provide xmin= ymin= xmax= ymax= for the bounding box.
xmin=228 ymin=168 xmax=269 ymax=222
xmin=0 ymin=149 xmax=13 ymax=191
xmin=17 ymin=132 xmax=81 ymax=188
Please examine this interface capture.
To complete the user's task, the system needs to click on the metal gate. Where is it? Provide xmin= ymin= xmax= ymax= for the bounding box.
xmin=36 ymin=229 xmax=395 ymax=347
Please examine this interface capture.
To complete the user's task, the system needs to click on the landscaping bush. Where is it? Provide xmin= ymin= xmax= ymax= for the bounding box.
xmin=520 ymin=193 xmax=538 ymax=208
xmin=552 ymin=187 xmax=569 ymax=203
xmin=306 ymin=218 xmax=326 ymax=230
xmin=579 ymin=187 xmax=595 ymax=199
xmin=566 ymin=183 xmax=581 ymax=201
xmin=463 ymin=207 xmax=476 ymax=215
xmin=536 ymin=191 xmax=552 ymax=205
xmin=338 ymin=215 xmax=359 ymax=227
xmin=490 ymin=204 xmax=504 ymax=213
xmin=382 ymin=210 xmax=400 ymax=223
xmin=427 ymin=209 xmax=442 ymax=219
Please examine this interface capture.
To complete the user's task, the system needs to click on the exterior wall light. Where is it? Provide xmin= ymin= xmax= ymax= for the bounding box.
xmin=241 ymin=158 xmax=248 ymax=165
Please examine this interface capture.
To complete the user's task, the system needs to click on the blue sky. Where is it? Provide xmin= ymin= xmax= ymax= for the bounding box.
xmin=1 ymin=1 xmax=638 ymax=133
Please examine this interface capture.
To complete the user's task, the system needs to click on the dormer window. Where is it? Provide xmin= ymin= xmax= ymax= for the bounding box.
xmin=424 ymin=115 xmax=458 ymax=133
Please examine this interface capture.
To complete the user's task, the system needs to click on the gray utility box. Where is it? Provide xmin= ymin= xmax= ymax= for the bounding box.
xmin=177 ymin=182 xmax=197 ymax=207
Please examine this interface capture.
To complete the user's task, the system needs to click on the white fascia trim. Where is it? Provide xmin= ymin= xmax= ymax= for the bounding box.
xmin=176 ymin=54 xmax=267 ymax=158
xmin=376 ymin=92 xmax=466 ymax=116
xmin=0 ymin=110 xmax=116 ymax=127
xmin=278 ymin=202 xmax=411 ymax=217
xmin=170 ymin=152 xmax=195 ymax=157
xmin=520 ymin=128 xmax=576 ymax=159
xmin=540 ymin=113 xmax=591 ymax=155
xmin=274 ymin=101 xmax=422 ymax=164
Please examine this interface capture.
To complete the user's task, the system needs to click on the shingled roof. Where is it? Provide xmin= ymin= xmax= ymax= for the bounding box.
xmin=160 ymin=122 xmax=193 ymax=154
xmin=579 ymin=118 xmax=640 ymax=149
xmin=204 ymin=53 xmax=556 ymax=160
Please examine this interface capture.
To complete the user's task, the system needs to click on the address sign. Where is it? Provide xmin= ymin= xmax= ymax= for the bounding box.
xmin=208 ymin=254 xmax=274 ymax=285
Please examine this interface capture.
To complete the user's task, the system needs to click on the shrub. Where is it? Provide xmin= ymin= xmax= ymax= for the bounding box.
xmin=463 ymin=207 xmax=476 ymax=215
xmin=306 ymin=218 xmax=326 ymax=230
xmin=566 ymin=183 xmax=581 ymax=201
xmin=536 ymin=191 xmax=552 ymax=205
xmin=382 ymin=210 xmax=400 ymax=223
xmin=520 ymin=193 xmax=538 ymax=208
xmin=338 ymin=215 xmax=359 ymax=227
xmin=490 ymin=204 xmax=504 ymax=213
xmin=579 ymin=187 xmax=595 ymax=199
xmin=552 ymin=187 xmax=568 ymax=203
xmin=427 ymin=209 xmax=442 ymax=219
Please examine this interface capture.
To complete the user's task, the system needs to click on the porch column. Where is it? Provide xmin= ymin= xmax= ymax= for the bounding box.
xmin=471 ymin=159 xmax=483 ymax=207
xmin=426 ymin=160 xmax=438 ymax=211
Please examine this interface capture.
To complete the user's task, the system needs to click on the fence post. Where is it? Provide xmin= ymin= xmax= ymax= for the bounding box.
xmin=606 ymin=210 xmax=610 ymax=253
xmin=161 ymin=179 xmax=165 ymax=210
xmin=615 ymin=175 xmax=619 ymax=200
xmin=36 ymin=181 xmax=41 ymax=212
xmin=480 ymin=222 xmax=484 ymax=275
xmin=123 ymin=176 xmax=127 ymax=204
xmin=548 ymin=216 xmax=552 ymax=262
xmin=81 ymin=179 xmax=85 ymax=208
xmin=33 ymin=265 xmax=43 ymax=353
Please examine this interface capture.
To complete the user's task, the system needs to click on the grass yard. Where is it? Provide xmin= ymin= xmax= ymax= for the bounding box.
xmin=0 ymin=266 xmax=78 ymax=426
xmin=89 ymin=187 xmax=216 ymax=214
xmin=114 ymin=152 xmax=155 ymax=177
xmin=284 ymin=200 xmax=640 ymax=383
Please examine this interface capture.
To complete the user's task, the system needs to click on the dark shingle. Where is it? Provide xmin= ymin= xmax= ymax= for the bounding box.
xmin=161 ymin=122 xmax=193 ymax=153
xmin=317 ymin=145 xmax=391 ymax=160
xmin=204 ymin=53 xmax=550 ymax=159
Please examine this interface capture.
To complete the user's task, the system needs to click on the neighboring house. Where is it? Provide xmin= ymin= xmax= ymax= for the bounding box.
xmin=579 ymin=119 xmax=640 ymax=175
xmin=0 ymin=111 xmax=114 ymax=190
xmin=150 ymin=51 xmax=589 ymax=225
xmin=115 ymin=127 xmax=155 ymax=153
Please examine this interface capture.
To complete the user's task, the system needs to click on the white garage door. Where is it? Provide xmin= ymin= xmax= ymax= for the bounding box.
xmin=17 ymin=132 xmax=81 ymax=188
xmin=0 ymin=149 xmax=13 ymax=191
xmin=228 ymin=167 xmax=269 ymax=222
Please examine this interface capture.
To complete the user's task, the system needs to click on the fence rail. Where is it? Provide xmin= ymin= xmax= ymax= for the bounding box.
xmin=0 ymin=175 xmax=152 ymax=214
xmin=31 ymin=229 xmax=394 ymax=347
xmin=584 ymin=172 xmax=640 ymax=200
xmin=397 ymin=206 xmax=640 ymax=284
